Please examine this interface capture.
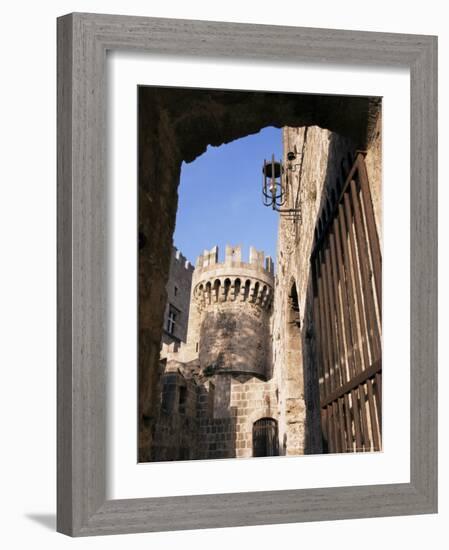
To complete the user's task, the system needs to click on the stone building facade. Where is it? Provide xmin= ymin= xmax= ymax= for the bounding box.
xmin=153 ymin=245 xmax=283 ymax=460
xmin=272 ymin=123 xmax=382 ymax=454
xmin=271 ymin=126 xmax=359 ymax=455
xmin=147 ymin=109 xmax=382 ymax=461
xmin=161 ymin=247 xmax=194 ymax=346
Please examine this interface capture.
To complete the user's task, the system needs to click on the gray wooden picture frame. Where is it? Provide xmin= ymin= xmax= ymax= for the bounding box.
xmin=57 ymin=12 xmax=438 ymax=537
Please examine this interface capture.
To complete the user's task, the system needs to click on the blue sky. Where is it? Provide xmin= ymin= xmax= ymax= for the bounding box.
xmin=173 ymin=126 xmax=282 ymax=268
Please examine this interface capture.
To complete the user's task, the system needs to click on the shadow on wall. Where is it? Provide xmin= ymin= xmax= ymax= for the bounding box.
xmin=199 ymin=309 xmax=272 ymax=380
xmin=149 ymin=365 xmax=239 ymax=461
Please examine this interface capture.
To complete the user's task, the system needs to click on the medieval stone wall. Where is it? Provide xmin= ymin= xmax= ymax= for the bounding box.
xmin=161 ymin=246 xmax=194 ymax=346
xmin=153 ymin=245 xmax=282 ymax=461
xmin=197 ymin=376 xmax=237 ymax=459
xmin=364 ymin=113 xmax=383 ymax=245
xmin=153 ymin=370 xmax=281 ymax=461
xmin=150 ymin=362 xmax=200 ymax=461
xmin=197 ymin=374 xmax=280 ymax=460
xmin=271 ymin=126 xmax=349 ymax=455
xmin=272 ymin=116 xmax=382 ymax=456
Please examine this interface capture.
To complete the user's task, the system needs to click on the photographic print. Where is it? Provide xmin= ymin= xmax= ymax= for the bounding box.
xmin=56 ymin=14 xmax=437 ymax=535
xmin=138 ymin=86 xmax=382 ymax=462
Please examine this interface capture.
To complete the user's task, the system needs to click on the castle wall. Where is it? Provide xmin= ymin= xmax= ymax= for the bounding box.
xmin=161 ymin=247 xmax=194 ymax=346
xmin=228 ymin=377 xmax=279 ymax=458
xmin=153 ymin=245 xmax=281 ymax=461
xmin=273 ymin=126 xmax=357 ymax=455
xmin=197 ymin=375 xmax=237 ymax=459
xmin=273 ymin=118 xmax=382 ymax=455
xmin=150 ymin=362 xmax=200 ymax=461
xmin=198 ymin=302 xmax=271 ymax=378
xmin=194 ymin=375 xmax=280 ymax=460
xmin=364 ymin=113 xmax=383 ymax=245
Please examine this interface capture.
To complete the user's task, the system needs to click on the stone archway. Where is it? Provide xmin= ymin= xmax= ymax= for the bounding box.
xmin=138 ymin=86 xmax=381 ymax=460
xmin=252 ymin=418 xmax=279 ymax=457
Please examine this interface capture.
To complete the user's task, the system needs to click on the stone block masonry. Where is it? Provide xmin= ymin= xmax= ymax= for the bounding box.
xmin=153 ymin=245 xmax=281 ymax=461
xmin=161 ymin=246 xmax=194 ymax=347
xmin=138 ymin=85 xmax=381 ymax=461
xmin=190 ymin=244 xmax=274 ymax=380
xmin=149 ymin=110 xmax=382 ymax=461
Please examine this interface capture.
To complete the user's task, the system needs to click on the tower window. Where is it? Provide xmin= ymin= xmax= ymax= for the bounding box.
xmin=167 ymin=304 xmax=179 ymax=335
xmin=174 ymin=285 xmax=178 ymax=296
xmin=288 ymin=283 xmax=300 ymax=328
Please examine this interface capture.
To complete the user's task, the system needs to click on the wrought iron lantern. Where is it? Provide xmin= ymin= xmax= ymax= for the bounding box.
xmin=262 ymin=153 xmax=302 ymax=218
xmin=262 ymin=155 xmax=285 ymax=209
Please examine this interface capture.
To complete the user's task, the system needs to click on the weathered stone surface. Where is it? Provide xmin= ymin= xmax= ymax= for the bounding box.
xmin=272 ymin=125 xmax=357 ymax=455
xmin=364 ymin=114 xmax=383 ymax=245
xmin=161 ymin=246 xmax=194 ymax=346
xmin=138 ymin=85 xmax=382 ymax=460
xmin=151 ymin=246 xmax=280 ymax=461
xmin=272 ymin=122 xmax=382 ymax=455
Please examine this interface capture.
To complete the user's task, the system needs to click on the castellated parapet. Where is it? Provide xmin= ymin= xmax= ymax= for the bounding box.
xmin=173 ymin=246 xmax=195 ymax=272
xmin=188 ymin=245 xmax=274 ymax=379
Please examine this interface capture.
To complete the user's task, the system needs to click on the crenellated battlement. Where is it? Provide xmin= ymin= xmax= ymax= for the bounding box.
xmin=160 ymin=340 xmax=198 ymax=364
xmin=195 ymin=245 xmax=274 ymax=275
xmin=192 ymin=245 xmax=274 ymax=311
xmin=172 ymin=246 xmax=195 ymax=272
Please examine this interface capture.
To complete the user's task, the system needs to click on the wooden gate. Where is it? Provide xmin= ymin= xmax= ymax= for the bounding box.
xmin=253 ymin=418 xmax=279 ymax=457
xmin=311 ymin=152 xmax=382 ymax=453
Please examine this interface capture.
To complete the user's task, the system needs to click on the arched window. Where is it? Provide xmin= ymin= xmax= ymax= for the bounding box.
xmin=213 ymin=279 xmax=221 ymax=302
xmin=197 ymin=284 xmax=204 ymax=306
xmin=252 ymin=281 xmax=260 ymax=303
xmin=252 ymin=418 xmax=279 ymax=457
xmin=288 ymin=282 xmax=300 ymax=329
xmin=234 ymin=278 xmax=241 ymax=300
xmin=244 ymin=279 xmax=251 ymax=301
xmin=260 ymin=284 xmax=267 ymax=306
xmin=224 ymin=278 xmax=231 ymax=300
xmin=284 ymin=282 xmax=301 ymax=396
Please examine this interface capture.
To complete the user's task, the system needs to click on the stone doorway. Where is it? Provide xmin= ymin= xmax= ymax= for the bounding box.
xmin=253 ymin=418 xmax=279 ymax=457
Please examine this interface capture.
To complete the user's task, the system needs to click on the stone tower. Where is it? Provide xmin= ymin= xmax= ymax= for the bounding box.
xmin=156 ymin=245 xmax=279 ymax=461
xmin=188 ymin=244 xmax=274 ymax=379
